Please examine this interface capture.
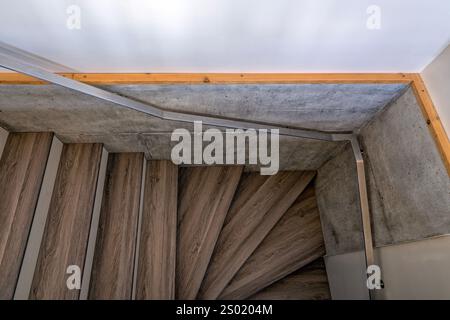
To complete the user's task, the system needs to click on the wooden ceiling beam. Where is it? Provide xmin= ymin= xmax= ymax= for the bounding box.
xmin=0 ymin=72 xmax=414 ymax=85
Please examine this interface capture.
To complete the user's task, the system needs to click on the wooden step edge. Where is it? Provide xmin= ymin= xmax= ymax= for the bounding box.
xmin=13 ymin=135 xmax=63 ymax=299
xmin=29 ymin=143 xmax=104 ymax=300
xmin=0 ymin=127 xmax=8 ymax=159
xmin=131 ymin=157 xmax=148 ymax=300
xmin=79 ymin=147 xmax=109 ymax=300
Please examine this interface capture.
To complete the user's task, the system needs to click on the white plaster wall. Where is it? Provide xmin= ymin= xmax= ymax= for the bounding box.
xmin=326 ymin=236 xmax=450 ymax=300
xmin=325 ymin=251 xmax=369 ymax=300
xmin=375 ymin=236 xmax=450 ymax=300
xmin=422 ymin=44 xmax=450 ymax=136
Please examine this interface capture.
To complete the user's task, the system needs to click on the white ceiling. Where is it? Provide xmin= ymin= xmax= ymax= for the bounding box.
xmin=0 ymin=0 xmax=449 ymax=72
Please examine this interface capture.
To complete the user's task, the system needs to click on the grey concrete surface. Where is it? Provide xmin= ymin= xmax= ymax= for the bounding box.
xmin=59 ymin=131 xmax=345 ymax=170
xmin=0 ymin=83 xmax=405 ymax=170
xmin=361 ymin=88 xmax=450 ymax=244
xmin=315 ymin=143 xmax=365 ymax=255
xmin=317 ymin=88 xmax=450 ymax=255
xmin=102 ymin=83 xmax=407 ymax=131
xmin=0 ymin=83 xmax=406 ymax=132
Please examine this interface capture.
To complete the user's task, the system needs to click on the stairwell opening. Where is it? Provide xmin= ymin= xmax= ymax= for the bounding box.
xmin=0 ymin=77 xmax=448 ymax=300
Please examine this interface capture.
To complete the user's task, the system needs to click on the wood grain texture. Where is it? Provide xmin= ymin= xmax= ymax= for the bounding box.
xmin=30 ymin=143 xmax=102 ymax=300
xmin=248 ymin=259 xmax=331 ymax=300
xmin=223 ymin=172 xmax=269 ymax=226
xmin=89 ymin=153 xmax=143 ymax=299
xmin=0 ymin=72 xmax=414 ymax=85
xmin=198 ymin=171 xmax=316 ymax=299
xmin=220 ymin=185 xmax=325 ymax=299
xmin=176 ymin=166 xmax=243 ymax=299
xmin=0 ymin=132 xmax=53 ymax=299
xmin=136 ymin=160 xmax=178 ymax=299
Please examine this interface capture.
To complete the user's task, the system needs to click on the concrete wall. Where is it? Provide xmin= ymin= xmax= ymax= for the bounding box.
xmin=317 ymin=87 xmax=450 ymax=255
xmin=315 ymin=143 xmax=364 ymax=255
xmin=0 ymin=83 xmax=406 ymax=170
xmin=318 ymin=84 xmax=450 ymax=299
xmin=361 ymin=87 xmax=450 ymax=244
xmin=326 ymin=236 xmax=450 ymax=300
xmin=422 ymin=44 xmax=450 ymax=136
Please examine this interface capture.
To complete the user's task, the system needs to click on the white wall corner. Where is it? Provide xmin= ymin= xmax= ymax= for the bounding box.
xmin=421 ymin=44 xmax=450 ymax=138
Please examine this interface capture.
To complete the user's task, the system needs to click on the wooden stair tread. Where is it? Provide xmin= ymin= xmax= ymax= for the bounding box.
xmin=30 ymin=143 xmax=102 ymax=300
xmin=219 ymin=184 xmax=325 ymax=299
xmin=248 ymin=259 xmax=331 ymax=300
xmin=176 ymin=166 xmax=243 ymax=299
xmin=198 ymin=170 xmax=316 ymax=300
xmin=89 ymin=153 xmax=143 ymax=299
xmin=0 ymin=132 xmax=53 ymax=299
xmin=136 ymin=160 xmax=178 ymax=299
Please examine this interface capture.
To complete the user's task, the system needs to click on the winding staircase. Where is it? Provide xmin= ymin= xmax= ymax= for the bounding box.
xmin=0 ymin=132 xmax=330 ymax=300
